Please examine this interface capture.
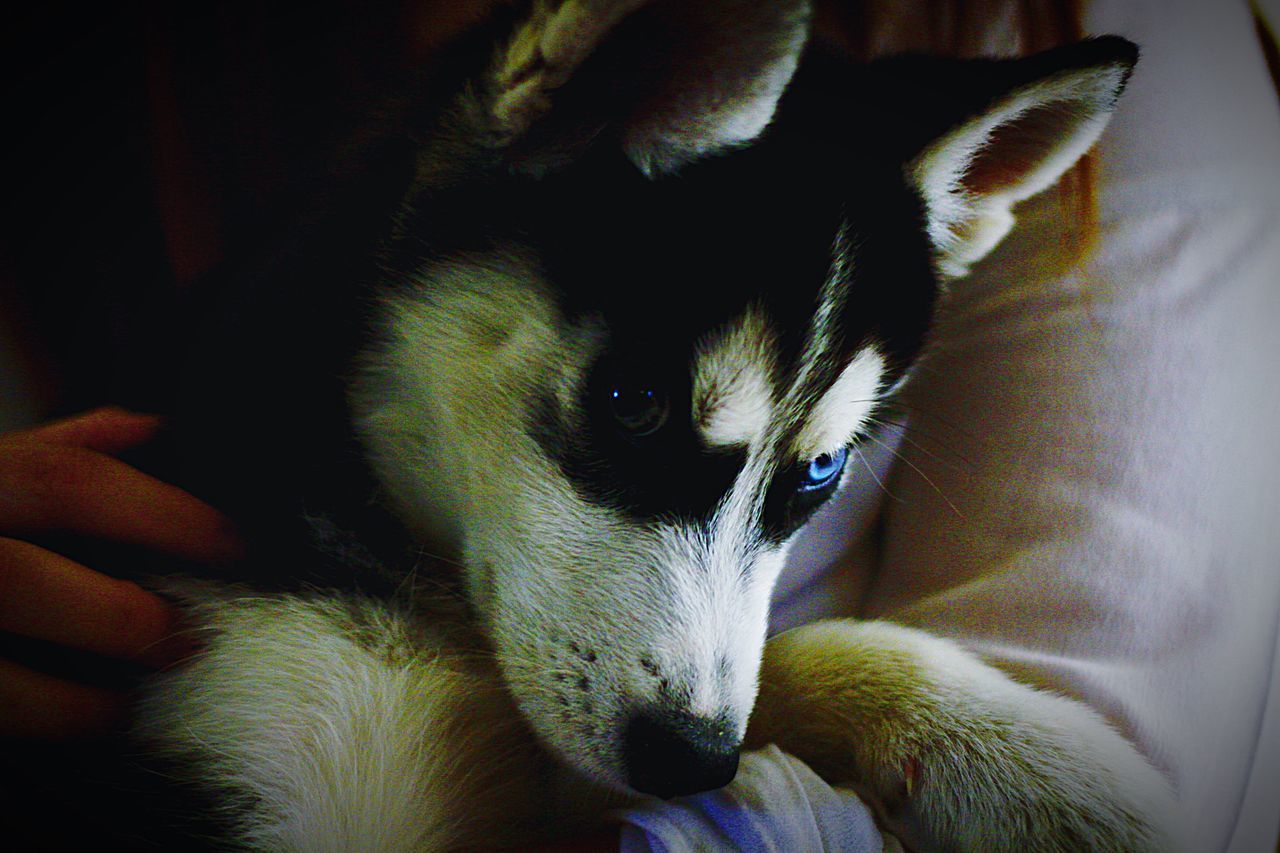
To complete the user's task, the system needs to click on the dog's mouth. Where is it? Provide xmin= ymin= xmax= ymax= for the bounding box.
xmin=469 ymin=503 xmax=776 ymax=799
xmin=492 ymin=632 xmax=749 ymax=798
xmin=534 ymin=690 xmax=746 ymax=799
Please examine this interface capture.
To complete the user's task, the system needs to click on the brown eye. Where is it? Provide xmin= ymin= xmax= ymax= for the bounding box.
xmin=609 ymin=384 xmax=669 ymax=436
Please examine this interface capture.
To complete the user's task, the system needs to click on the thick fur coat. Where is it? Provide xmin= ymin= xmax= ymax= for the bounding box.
xmin=134 ymin=1 xmax=1175 ymax=849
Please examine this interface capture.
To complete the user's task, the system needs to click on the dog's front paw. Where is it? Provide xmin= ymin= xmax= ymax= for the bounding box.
xmin=746 ymin=620 xmax=1175 ymax=851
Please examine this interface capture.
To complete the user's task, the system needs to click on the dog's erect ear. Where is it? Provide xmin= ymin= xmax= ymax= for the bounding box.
xmin=439 ymin=0 xmax=811 ymax=178
xmin=900 ymin=37 xmax=1138 ymax=278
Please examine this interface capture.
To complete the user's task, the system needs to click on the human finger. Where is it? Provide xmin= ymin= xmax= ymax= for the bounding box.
xmin=0 ymin=536 xmax=193 ymax=666
xmin=0 ymin=406 xmax=164 ymax=456
xmin=0 ymin=657 xmax=129 ymax=739
xmin=0 ymin=444 xmax=242 ymax=563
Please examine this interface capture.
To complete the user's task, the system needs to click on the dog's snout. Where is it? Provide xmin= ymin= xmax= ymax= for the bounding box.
xmin=624 ymin=708 xmax=740 ymax=798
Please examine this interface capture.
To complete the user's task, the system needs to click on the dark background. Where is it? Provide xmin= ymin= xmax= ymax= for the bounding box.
xmin=0 ymin=1 xmax=490 ymax=423
xmin=0 ymin=3 xmax=474 ymax=845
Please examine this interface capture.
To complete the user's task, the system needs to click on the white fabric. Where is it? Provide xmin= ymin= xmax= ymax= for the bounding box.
xmin=776 ymin=2 xmax=1280 ymax=851
xmin=613 ymin=745 xmax=892 ymax=852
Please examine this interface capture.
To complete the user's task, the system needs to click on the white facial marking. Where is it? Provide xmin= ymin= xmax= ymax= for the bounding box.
xmin=350 ymin=250 xmax=594 ymax=556
xmin=350 ymin=231 xmax=885 ymax=793
xmin=794 ymin=347 xmax=886 ymax=460
xmin=772 ymin=220 xmax=884 ymax=459
xmin=907 ymin=63 xmax=1130 ymax=278
xmin=693 ymin=308 xmax=777 ymax=449
xmin=353 ymin=251 xmax=782 ymax=790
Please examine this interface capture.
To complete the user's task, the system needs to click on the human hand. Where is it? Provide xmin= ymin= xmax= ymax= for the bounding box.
xmin=0 ymin=407 xmax=242 ymax=739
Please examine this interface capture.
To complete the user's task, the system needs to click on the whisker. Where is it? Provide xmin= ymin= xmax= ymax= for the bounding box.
xmin=861 ymin=431 xmax=964 ymax=519
xmin=852 ymin=444 xmax=902 ymax=504
xmin=876 ymin=398 xmax=982 ymax=446
xmin=864 ymin=415 xmax=973 ymax=474
xmin=840 ymin=397 xmax=975 ymax=469
xmin=392 ymin=567 xmax=460 ymax=606
xmin=410 ymin=545 xmax=468 ymax=574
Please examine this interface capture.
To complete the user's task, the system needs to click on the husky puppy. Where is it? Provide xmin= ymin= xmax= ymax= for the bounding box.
xmin=138 ymin=1 xmax=1174 ymax=849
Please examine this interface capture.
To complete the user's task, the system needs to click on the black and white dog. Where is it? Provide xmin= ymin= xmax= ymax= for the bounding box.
xmin=137 ymin=1 xmax=1174 ymax=848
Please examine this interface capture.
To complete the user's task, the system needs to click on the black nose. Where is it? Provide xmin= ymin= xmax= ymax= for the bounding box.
xmin=624 ymin=708 xmax=741 ymax=798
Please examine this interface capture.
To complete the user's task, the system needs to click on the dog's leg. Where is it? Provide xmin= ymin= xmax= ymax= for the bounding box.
xmin=746 ymin=620 xmax=1176 ymax=851
xmin=135 ymin=592 xmax=561 ymax=850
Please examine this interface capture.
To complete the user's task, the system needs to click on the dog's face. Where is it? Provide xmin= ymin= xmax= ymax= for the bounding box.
xmin=351 ymin=0 xmax=1135 ymax=797
xmin=358 ymin=134 xmax=936 ymax=795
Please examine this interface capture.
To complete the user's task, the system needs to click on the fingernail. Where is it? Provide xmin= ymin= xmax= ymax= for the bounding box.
xmin=903 ymin=756 xmax=921 ymax=798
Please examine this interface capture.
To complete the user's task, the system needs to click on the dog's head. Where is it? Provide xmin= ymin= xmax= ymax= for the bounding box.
xmin=352 ymin=0 xmax=1135 ymax=798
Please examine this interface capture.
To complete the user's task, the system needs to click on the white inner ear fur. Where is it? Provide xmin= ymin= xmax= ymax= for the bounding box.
xmin=793 ymin=346 xmax=886 ymax=460
xmin=909 ymin=61 xmax=1130 ymax=278
xmin=693 ymin=307 xmax=778 ymax=449
xmin=622 ymin=0 xmax=812 ymax=175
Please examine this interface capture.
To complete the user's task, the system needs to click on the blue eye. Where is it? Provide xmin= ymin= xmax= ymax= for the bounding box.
xmin=798 ymin=447 xmax=848 ymax=492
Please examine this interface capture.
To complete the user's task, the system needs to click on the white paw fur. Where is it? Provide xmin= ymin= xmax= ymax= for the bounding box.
xmin=747 ymin=620 xmax=1176 ymax=851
